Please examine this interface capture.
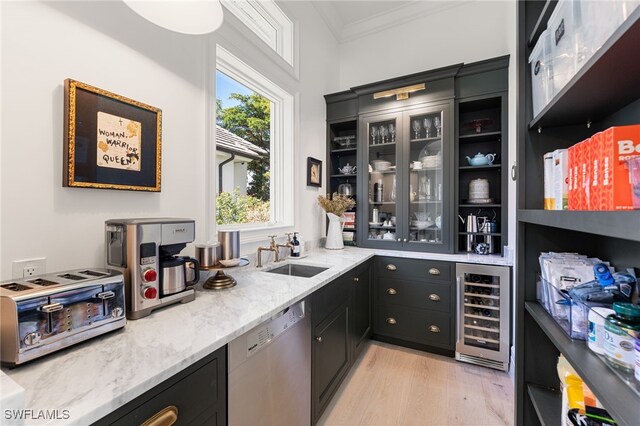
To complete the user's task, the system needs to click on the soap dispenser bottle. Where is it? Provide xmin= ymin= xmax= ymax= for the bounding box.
xmin=291 ymin=232 xmax=301 ymax=257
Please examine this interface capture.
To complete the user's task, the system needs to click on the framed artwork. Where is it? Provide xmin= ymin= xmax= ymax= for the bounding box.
xmin=307 ymin=157 xmax=322 ymax=187
xmin=63 ymin=79 xmax=162 ymax=191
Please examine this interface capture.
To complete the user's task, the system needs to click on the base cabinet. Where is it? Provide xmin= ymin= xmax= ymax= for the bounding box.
xmin=311 ymin=261 xmax=372 ymax=424
xmin=94 ymin=346 xmax=226 ymax=426
xmin=372 ymin=256 xmax=455 ymax=354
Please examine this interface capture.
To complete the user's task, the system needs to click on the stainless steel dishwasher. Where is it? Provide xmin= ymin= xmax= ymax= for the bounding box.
xmin=228 ymin=299 xmax=311 ymax=425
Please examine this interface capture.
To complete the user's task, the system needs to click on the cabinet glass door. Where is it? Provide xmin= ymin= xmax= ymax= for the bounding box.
xmin=364 ymin=114 xmax=400 ymax=246
xmin=406 ymin=109 xmax=444 ymax=246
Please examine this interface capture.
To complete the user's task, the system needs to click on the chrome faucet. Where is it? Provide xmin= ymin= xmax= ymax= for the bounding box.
xmin=257 ymin=235 xmax=279 ymax=268
xmin=275 ymin=233 xmax=294 ymax=261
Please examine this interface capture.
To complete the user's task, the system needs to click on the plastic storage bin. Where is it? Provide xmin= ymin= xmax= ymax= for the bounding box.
xmin=579 ymin=0 xmax=625 ymax=62
xmin=548 ymin=0 xmax=582 ymax=93
xmin=529 ymin=29 xmax=554 ymax=117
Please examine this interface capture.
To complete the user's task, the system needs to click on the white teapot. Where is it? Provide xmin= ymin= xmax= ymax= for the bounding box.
xmin=338 ymin=163 xmax=357 ymax=174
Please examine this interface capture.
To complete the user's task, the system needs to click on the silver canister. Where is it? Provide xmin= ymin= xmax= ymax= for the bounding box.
xmin=195 ymin=243 xmax=221 ymax=268
xmin=218 ymin=230 xmax=241 ymax=267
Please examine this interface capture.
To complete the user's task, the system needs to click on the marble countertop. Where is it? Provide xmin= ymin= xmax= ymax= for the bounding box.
xmin=0 ymin=247 xmax=511 ymax=425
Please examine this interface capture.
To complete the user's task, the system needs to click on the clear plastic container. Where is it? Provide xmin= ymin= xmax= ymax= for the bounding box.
xmin=529 ymin=29 xmax=554 ymax=117
xmin=548 ymin=0 xmax=582 ymax=93
xmin=579 ymin=0 xmax=625 ymax=64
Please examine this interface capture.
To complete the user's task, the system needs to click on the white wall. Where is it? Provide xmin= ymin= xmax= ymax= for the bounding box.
xmin=336 ymin=0 xmax=517 ymax=252
xmin=0 ymin=1 xmax=339 ymax=279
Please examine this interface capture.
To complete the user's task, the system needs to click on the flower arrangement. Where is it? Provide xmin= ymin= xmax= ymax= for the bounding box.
xmin=317 ymin=193 xmax=356 ymax=217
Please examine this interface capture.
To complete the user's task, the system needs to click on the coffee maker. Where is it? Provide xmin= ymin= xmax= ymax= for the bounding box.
xmin=105 ymin=218 xmax=199 ymax=319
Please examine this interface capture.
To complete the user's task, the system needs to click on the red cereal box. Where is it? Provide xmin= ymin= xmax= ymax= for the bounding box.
xmin=600 ymin=125 xmax=640 ymax=210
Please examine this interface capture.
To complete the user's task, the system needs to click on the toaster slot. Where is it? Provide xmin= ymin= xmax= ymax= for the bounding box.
xmin=78 ymin=270 xmax=107 ymax=277
xmin=28 ymin=278 xmax=59 ymax=286
xmin=57 ymin=273 xmax=85 ymax=281
xmin=2 ymin=283 xmax=32 ymax=292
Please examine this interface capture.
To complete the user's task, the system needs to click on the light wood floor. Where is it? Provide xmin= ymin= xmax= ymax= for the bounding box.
xmin=317 ymin=341 xmax=514 ymax=426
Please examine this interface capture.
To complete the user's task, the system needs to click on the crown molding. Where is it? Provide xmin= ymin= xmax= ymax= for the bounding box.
xmin=314 ymin=1 xmax=475 ymax=44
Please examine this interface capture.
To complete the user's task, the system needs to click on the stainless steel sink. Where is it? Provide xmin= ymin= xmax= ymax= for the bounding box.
xmin=265 ymin=264 xmax=328 ymax=278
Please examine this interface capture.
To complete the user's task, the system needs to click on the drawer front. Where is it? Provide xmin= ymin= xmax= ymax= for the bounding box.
xmin=377 ymin=278 xmax=451 ymax=313
xmin=312 ymin=275 xmax=352 ymax=325
xmin=376 ymin=257 xmax=451 ymax=282
xmin=375 ymin=306 xmax=451 ymax=348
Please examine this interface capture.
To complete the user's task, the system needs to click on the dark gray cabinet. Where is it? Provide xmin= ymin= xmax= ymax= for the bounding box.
xmin=350 ymin=263 xmax=372 ymax=361
xmin=372 ymin=256 xmax=455 ymax=356
xmin=311 ymin=261 xmax=372 ymax=424
xmin=516 ymin=2 xmax=640 ymax=425
xmin=94 ymin=346 xmax=226 ymax=426
xmin=455 ymin=58 xmax=509 ymax=255
xmin=326 ymin=59 xmax=509 ymax=254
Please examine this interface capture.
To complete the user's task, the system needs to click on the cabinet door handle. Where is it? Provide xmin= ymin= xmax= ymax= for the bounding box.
xmin=428 ymin=268 xmax=441 ymax=276
xmin=97 ymin=291 xmax=115 ymax=300
xmin=141 ymin=405 xmax=178 ymax=426
xmin=386 ymin=264 xmax=397 ymax=271
xmin=428 ymin=325 xmax=441 ymax=333
xmin=315 ymin=336 xmax=322 ymax=343
xmin=386 ymin=317 xmax=397 ymax=325
xmin=386 ymin=288 xmax=397 ymax=295
xmin=428 ymin=294 xmax=441 ymax=301
xmin=353 ymin=277 xmax=359 ymax=282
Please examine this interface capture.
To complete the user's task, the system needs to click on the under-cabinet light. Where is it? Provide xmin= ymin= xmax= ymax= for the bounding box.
xmin=373 ymin=83 xmax=426 ymax=100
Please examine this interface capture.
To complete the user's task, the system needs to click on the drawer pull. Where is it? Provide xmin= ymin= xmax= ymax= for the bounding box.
xmin=141 ymin=405 xmax=178 ymax=426
xmin=41 ymin=303 xmax=63 ymax=313
xmin=386 ymin=264 xmax=397 ymax=271
xmin=386 ymin=288 xmax=397 ymax=295
xmin=315 ymin=336 xmax=322 ymax=343
xmin=353 ymin=277 xmax=359 ymax=282
xmin=428 ymin=294 xmax=441 ymax=301
xmin=386 ymin=317 xmax=397 ymax=325
xmin=428 ymin=268 xmax=441 ymax=276
xmin=428 ymin=325 xmax=441 ymax=333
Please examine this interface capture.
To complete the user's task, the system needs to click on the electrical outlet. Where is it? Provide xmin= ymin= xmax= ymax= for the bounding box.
xmin=12 ymin=258 xmax=46 ymax=279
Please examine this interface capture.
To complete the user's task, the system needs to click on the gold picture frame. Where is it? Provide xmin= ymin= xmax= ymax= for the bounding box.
xmin=63 ymin=79 xmax=162 ymax=191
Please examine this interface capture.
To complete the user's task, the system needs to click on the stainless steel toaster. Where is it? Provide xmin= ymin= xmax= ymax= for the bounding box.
xmin=0 ymin=268 xmax=126 ymax=367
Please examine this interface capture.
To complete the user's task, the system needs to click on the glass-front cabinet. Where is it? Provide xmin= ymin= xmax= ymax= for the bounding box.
xmin=359 ymin=103 xmax=452 ymax=252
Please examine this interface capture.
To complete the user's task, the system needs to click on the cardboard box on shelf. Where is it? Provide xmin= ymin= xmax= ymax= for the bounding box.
xmin=599 ymin=124 xmax=640 ymax=210
xmin=544 ymin=152 xmax=555 ymax=210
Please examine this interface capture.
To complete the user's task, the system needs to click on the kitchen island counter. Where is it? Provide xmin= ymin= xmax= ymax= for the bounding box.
xmin=1 ymin=247 xmax=511 ymax=425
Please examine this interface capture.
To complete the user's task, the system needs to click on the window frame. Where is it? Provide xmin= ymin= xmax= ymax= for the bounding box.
xmin=213 ymin=46 xmax=294 ymax=243
xmin=220 ymin=0 xmax=294 ymax=67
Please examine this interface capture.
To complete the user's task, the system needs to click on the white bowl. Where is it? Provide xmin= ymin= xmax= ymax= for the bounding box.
xmin=371 ymin=160 xmax=391 ymax=171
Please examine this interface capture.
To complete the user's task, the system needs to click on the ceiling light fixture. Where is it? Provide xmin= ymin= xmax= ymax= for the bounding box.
xmin=373 ymin=83 xmax=426 ymax=100
xmin=123 ymin=0 xmax=224 ymax=35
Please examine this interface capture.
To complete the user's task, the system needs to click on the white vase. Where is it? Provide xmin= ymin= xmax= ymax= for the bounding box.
xmin=325 ymin=213 xmax=344 ymax=250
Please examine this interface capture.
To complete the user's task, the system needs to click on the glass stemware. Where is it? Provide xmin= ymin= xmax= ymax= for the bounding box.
xmin=434 ymin=116 xmax=442 ymax=137
xmin=388 ymin=123 xmax=396 ymax=142
xmin=412 ymin=120 xmax=421 ymax=139
xmin=423 ymin=117 xmax=433 ymax=138
xmin=379 ymin=125 xmax=387 ymax=143
xmin=370 ymin=126 xmax=379 ymax=144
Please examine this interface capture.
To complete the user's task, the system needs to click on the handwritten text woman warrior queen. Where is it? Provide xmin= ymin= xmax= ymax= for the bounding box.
xmin=96 ymin=111 xmax=142 ymax=171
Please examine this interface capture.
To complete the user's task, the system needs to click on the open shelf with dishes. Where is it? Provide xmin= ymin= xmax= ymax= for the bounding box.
xmin=456 ymin=93 xmax=508 ymax=255
xmin=516 ymin=2 xmax=640 ymax=425
xmin=327 ymin=119 xmax=358 ymax=246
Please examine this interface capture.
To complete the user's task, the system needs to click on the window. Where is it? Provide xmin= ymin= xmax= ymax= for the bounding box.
xmin=220 ymin=0 xmax=294 ymax=66
xmin=215 ymin=46 xmax=294 ymax=235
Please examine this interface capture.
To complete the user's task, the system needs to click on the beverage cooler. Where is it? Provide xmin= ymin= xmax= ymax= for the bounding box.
xmin=455 ymin=263 xmax=510 ymax=371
